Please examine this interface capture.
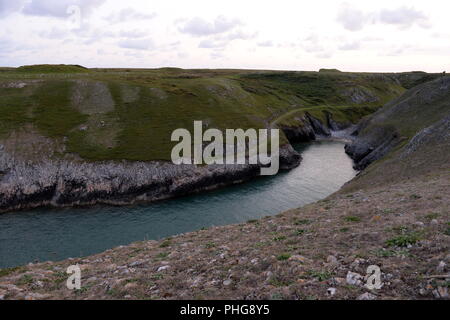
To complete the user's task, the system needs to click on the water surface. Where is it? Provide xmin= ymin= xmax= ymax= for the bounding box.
xmin=0 ymin=141 xmax=356 ymax=268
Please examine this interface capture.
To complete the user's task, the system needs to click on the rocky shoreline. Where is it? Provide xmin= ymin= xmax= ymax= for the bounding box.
xmin=0 ymin=144 xmax=303 ymax=214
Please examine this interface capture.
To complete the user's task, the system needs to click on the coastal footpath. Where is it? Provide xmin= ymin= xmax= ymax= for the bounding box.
xmin=0 ymin=77 xmax=448 ymax=300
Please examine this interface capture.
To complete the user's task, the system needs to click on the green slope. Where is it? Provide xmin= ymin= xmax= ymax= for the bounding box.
xmin=0 ymin=66 xmax=434 ymax=162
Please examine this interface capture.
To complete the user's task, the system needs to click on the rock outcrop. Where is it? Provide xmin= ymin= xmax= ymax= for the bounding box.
xmin=345 ymin=77 xmax=450 ymax=170
xmin=0 ymin=144 xmax=301 ymax=213
xmin=280 ymin=113 xmax=339 ymax=144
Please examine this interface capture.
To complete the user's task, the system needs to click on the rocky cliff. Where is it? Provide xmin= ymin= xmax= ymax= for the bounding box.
xmin=345 ymin=76 xmax=450 ymax=171
xmin=0 ymin=144 xmax=301 ymax=213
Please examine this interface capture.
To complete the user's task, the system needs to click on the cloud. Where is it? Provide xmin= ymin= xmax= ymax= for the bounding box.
xmin=198 ymin=39 xmax=227 ymax=49
xmin=119 ymin=29 xmax=149 ymax=39
xmin=0 ymin=0 xmax=24 ymax=17
xmin=339 ymin=41 xmax=361 ymax=51
xmin=22 ymin=0 xmax=105 ymax=18
xmin=378 ymin=7 xmax=431 ymax=29
xmin=337 ymin=4 xmax=368 ymax=31
xmin=301 ymin=34 xmax=333 ymax=58
xmin=105 ymin=8 xmax=157 ymax=24
xmin=226 ymin=30 xmax=257 ymax=41
xmin=302 ymin=34 xmax=324 ymax=53
xmin=337 ymin=4 xmax=431 ymax=31
xmin=316 ymin=52 xmax=333 ymax=59
xmin=0 ymin=38 xmax=16 ymax=54
xmin=118 ymin=38 xmax=155 ymax=50
xmin=39 ymin=27 xmax=69 ymax=39
xmin=178 ymin=16 xmax=242 ymax=37
xmin=257 ymin=41 xmax=274 ymax=47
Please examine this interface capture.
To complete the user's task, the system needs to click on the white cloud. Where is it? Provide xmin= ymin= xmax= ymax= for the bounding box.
xmin=0 ymin=0 xmax=24 ymax=17
xmin=337 ymin=4 xmax=431 ymax=31
xmin=118 ymin=38 xmax=155 ymax=50
xmin=23 ymin=0 xmax=105 ymax=18
xmin=339 ymin=41 xmax=361 ymax=51
xmin=337 ymin=4 xmax=368 ymax=31
xmin=105 ymin=8 xmax=157 ymax=24
xmin=378 ymin=7 xmax=431 ymax=29
xmin=178 ymin=16 xmax=242 ymax=36
xmin=119 ymin=29 xmax=149 ymax=39
xmin=257 ymin=40 xmax=274 ymax=47
xmin=198 ymin=39 xmax=226 ymax=49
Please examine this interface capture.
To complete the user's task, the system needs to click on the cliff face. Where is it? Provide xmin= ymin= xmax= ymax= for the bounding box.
xmin=345 ymin=77 xmax=450 ymax=171
xmin=0 ymin=145 xmax=301 ymax=213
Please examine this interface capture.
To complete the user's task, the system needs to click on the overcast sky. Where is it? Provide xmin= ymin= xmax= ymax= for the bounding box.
xmin=0 ymin=0 xmax=449 ymax=72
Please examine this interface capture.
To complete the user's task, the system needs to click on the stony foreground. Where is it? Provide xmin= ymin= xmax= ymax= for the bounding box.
xmin=1 ymin=172 xmax=448 ymax=300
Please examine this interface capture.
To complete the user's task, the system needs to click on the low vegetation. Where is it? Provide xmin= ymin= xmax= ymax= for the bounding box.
xmin=0 ymin=65 xmax=420 ymax=162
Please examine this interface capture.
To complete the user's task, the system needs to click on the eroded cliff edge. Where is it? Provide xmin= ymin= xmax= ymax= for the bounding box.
xmin=0 ymin=144 xmax=302 ymax=213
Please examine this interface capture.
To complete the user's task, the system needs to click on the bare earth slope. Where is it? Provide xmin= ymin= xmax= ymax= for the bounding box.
xmin=0 ymin=75 xmax=449 ymax=300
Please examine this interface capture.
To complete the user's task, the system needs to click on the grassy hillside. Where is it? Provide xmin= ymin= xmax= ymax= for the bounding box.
xmin=343 ymin=76 xmax=450 ymax=191
xmin=16 ymin=64 xmax=90 ymax=74
xmin=0 ymin=66 xmax=431 ymax=162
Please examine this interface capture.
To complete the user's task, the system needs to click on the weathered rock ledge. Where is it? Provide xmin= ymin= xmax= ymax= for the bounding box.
xmin=0 ymin=144 xmax=301 ymax=213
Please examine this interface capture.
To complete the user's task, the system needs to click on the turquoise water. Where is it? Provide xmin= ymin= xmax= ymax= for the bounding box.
xmin=0 ymin=141 xmax=357 ymax=268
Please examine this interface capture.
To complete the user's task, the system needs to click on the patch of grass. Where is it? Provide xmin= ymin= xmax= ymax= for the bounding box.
xmin=205 ymin=242 xmax=216 ymax=249
xmin=53 ymin=271 xmax=68 ymax=284
xmin=0 ymin=266 xmax=22 ymax=278
xmin=425 ymin=213 xmax=439 ymax=220
xmin=276 ymin=253 xmax=291 ymax=261
xmin=294 ymin=219 xmax=311 ymax=225
xmin=254 ymin=241 xmax=270 ymax=248
xmin=17 ymin=64 xmax=90 ymax=74
xmin=156 ymin=252 xmax=169 ymax=259
xmin=344 ymin=216 xmax=361 ymax=222
xmin=306 ymin=270 xmax=334 ymax=281
xmin=340 ymin=227 xmax=350 ymax=232
xmin=386 ymin=232 xmax=422 ymax=247
xmin=32 ymin=80 xmax=88 ymax=137
xmin=16 ymin=274 xmax=34 ymax=286
xmin=159 ymin=240 xmax=172 ymax=248
xmin=273 ymin=235 xmax=287 ymax=242
xmin=392 ymin=225 xmax=408 ymax=234
xmin=372 ymin=248 xmax=412 ymax=258
xmin=293 ymin=229 xmax=306 ymax=236
xmin=444 ymin=225 xmax=450 ymax=236
xmin=151 ymin=273 xmax=164 ymax=281
xmin=268 ymin=277 xmax=292 ymax=287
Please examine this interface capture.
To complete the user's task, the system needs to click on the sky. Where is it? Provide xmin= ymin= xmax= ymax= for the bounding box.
xmin=0 ymin=0 xmax=449 ymax=72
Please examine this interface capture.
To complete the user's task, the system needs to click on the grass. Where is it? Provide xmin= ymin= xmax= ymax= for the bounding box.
xmin=344 ymin=216 xmax=361 ymax=222
xmin=16 ymin=64 xmax=90 ymax=74
xmin=293 ymin=229 xmax=306 ymax=236
xmin=294 ymin=219 xmax=311 ymax=225
xmin=306 ymin=270 xmax=334 ymax=281
xmin=0 ymin=66 xmax=411 ymax=162
xmin=386 ymin=232 xmax=422 ymax=247
xmin=0 ymin=266 xmax=22 ymax=278
xmin=159 ymin=240 xmax=172 ymax=248
xmin=16 ymin=274 xmax=34 ymax=286
xmin=276 ymin=253 xmax=291 ymax=261
xmin=273 ymin=235 xmax=287 ymax=242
